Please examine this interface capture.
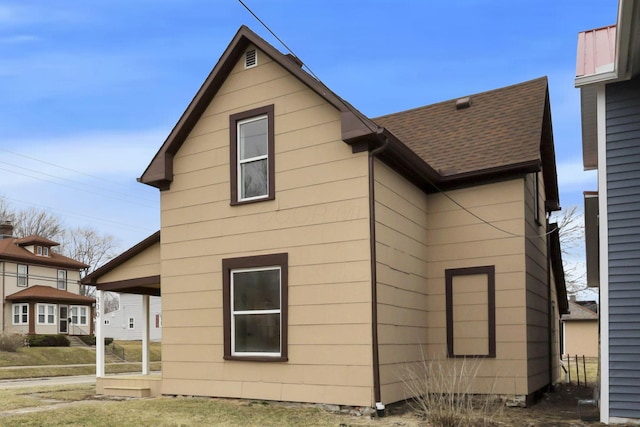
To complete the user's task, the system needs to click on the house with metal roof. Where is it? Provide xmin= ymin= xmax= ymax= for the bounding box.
xmin=0 ymin=221 xmax=94 ymax=337
xmin=83 ymin=25 xmax=568 ymax=410
xmin=576 ymin=0 xmax=640 ymax=423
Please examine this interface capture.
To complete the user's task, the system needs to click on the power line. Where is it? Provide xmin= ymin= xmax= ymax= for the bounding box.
xmin=237 ymin=0 xmax=556 ymax=240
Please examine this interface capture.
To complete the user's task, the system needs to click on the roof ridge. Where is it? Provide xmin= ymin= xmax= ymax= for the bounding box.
xmin=373 ymin=76 xmax=548 ymax=121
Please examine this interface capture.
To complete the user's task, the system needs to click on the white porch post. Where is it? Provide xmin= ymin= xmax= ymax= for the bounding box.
xmin=96 ymin=290 xmax=105 ymax=377
xmin=142 ymin=294 xmax=150 ymax=375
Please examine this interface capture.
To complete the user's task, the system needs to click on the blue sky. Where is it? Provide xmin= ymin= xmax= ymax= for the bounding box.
xmin=0 ymin=0 xmax=616 ymax=262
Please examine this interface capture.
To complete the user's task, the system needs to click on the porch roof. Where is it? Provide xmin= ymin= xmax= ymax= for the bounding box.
xmin=6 ymin=285 xmax=95 ymax=305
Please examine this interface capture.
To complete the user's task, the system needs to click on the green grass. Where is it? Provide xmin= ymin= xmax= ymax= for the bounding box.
xmin=0 ymin=341 xmax=162 ymax=380
xmin=0 ymin=347 xmax=96 ymax=367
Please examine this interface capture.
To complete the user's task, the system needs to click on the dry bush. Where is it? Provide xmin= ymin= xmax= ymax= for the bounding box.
xmin=403 ymin=355 xmax=502 ymax=427
xmin=0 ymin=334 xmax=24 ymax=352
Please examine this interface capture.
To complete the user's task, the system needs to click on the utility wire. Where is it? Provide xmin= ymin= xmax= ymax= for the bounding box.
xmin=237 ymin=0 xmax=556 ymax=240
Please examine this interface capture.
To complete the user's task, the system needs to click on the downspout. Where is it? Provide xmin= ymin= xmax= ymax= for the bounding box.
xmin=368 ymin=130 xmax=389 ymax=414
xmin=546 ymin=217 xmax=554 ymax=391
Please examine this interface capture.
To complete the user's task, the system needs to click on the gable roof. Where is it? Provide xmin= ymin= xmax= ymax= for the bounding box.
xmin=562 ymin=299 xmax=599 ymax=321
xmin=81 ymin=231 xmax=161 ymax=297
xmin=5 ymin=285 xmax=95 ymax=304
xmin=139 ymin=25 xmax=382 ymax=190
xmin=139 ymin=25 xmax=559 ymax=212
xmin=373 ymin=77 xmax=559 ymax=210
xmin=0 ymin=238 xmax=89 ymax=270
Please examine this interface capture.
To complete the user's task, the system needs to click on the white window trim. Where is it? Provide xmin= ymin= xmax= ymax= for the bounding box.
xmin=13 ymin=303 xmax=28 ymax=325
xmin=57 ymin=270 xmax=67 ymax=290
xmin=37 ymin=303 xmax=57 ymax=325
xmin=17 ymin=264 xmax=27 ymax=287
xmin=237 ymin=114 xmax=269 ymax=202
xmin=230 ymin=265 xmax=282 ymax=357
xmin=70 ymin=306 xmax=89 ymax=326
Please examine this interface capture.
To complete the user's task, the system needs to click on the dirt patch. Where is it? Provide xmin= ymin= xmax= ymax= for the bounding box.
xmin=371 ymin=384 xmax=609 ymax=427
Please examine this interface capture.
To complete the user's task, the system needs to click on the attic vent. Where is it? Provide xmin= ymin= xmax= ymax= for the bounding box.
xmin=244 ymin=49 xmax=257 ymax=68
xmin=455 ymin=96 xmax=472 ymax=109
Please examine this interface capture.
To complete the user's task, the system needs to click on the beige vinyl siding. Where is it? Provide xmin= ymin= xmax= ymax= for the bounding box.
xmin=549 ymin=272 xmax=563 ymax=384
xmin=95 ymin=241 xmax=160 ymax=283
xmin=160 ymin=46 xmax=373 ymax=406
xmin=374 ymin=160 xmax=429 ymax=404
xmin=426 ymin=178 xmax=529 ymax=396
xmin=524 ymin=172 xmax=551 ymax=393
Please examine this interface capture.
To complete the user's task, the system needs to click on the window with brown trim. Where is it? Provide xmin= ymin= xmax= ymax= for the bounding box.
xmin=445 ymin=266 xmax=496 ymax=358
xmin=229 ymin=105 xmax=275 ymax=205
xmin=222 ymin=253 xmax=288 ymax=361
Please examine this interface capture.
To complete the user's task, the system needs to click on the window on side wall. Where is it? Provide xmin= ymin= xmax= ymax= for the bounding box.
xmin=445 ymin=266 xmax=496 ymax=358
xmin=17 ymin=264 xmax=28 ymax=287
xmin=128 ymin=317 xmax=135 ymax=330
xmin=57 ymin=270 xmax=67 ymax=290
xmin=222 ymin=253 xmax=288 ymax=361
xmin=37 ymin=304 xmax=56 ymax=325
xmin=229 ymin=105 xmax=275 ymax=205
xmin=534 ymin=172 xmax=541 ymax=224
xmin=13 ymin=304 xmax=28 ymax=325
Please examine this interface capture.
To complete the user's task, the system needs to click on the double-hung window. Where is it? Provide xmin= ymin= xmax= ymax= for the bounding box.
xmin=17 ymin=264 xmax=27 ymax=287
xmin=57 ymin=270 xmax=67 ymax=290
xmin=37 ymin=304 xmax=56 ymax=325
xmin=71 ymin=306 xmax=88 ymax=326
xmin=222 ymin=253 xmax=288 ymax=361
xmin=13 ymin=304 xmax=28 ymax=325
xmin=230 ymin=105 xmax=275 ymax=205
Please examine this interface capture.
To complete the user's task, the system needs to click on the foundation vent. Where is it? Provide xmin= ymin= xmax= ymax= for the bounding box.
xmin=456 ymin=96 xmax=472 ymax=109
xmin=244 ymin=49 xmax=257 ymax=68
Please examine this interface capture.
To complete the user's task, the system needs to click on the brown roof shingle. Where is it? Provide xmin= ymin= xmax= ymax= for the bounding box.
xmin=5 ymin=285 xmax=95 ymax=304
xmin=373 ymin=77 xmax=548 ymax=177
xmin=0 ymin=238 xmax=89 ymax=270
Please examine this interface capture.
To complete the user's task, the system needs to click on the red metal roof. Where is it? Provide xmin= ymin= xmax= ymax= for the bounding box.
xmin=576 ymin=25 xmax=617 ymax=77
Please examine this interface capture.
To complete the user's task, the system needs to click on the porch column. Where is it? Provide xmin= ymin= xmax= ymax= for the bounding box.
xmin=28 ymin=302 xmax=36 ymax=335
xmin=96 ymin=290 xmax=105 ymax=377
xmin=142 ymin=294 xmax=150 ymax=375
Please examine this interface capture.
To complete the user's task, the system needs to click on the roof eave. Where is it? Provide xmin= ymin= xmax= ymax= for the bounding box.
xmin=82 ymin=231 xmax=160 ymax=285
xmin=138 ymin=25 xmax=379 ymax=190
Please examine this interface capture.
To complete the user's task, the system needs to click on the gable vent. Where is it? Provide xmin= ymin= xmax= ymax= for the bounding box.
xmin=244 ymin=49 xmax=257 ymax=68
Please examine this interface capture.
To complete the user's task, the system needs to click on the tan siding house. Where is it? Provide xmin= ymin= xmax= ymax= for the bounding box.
xmin=562 ymin=298 xmax=599 ymax=358
xmin=83 ymin=26 xmax=568 ymax=409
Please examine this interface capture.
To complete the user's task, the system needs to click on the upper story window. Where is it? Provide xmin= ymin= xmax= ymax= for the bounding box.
xmin=17 ymin=264 xmax=28 ymax=287
xmin=230 ymin=105 xmax=275 ymax=205
xmin=36 ymin=245 xmax=50 ymax=256
xmin=57 ymin=270 xmax=67 ymax=290
xmin=128 ymin=317 xmax=135 ymax=330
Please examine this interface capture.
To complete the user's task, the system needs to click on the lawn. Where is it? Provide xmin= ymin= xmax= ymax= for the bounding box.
xmin=0 ymin=341 xmax=162 ymax=380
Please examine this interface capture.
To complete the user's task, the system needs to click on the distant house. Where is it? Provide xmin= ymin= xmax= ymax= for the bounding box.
xmin=561 ymin=296 xmax=598 ymax=357
xmin=83 ymin=26 xmax=568 ymax=409
xmin=575 ymin=0 xmax=640 ymax=423
xmin=103 ymin=293 xmax=161 ymax=341
xmin=0 ymin=221 xmax=94 ymax=336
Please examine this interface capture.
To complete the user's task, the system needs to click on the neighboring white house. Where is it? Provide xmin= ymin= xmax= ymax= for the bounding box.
xmin=103 ymin=293 xmax=161 ymax=341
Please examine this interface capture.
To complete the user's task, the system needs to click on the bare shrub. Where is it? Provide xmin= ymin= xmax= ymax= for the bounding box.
xmin=0 ymin=334 xmax=25 ymax=352
xmin=403 ymin=355 xmax=502 ymax=427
